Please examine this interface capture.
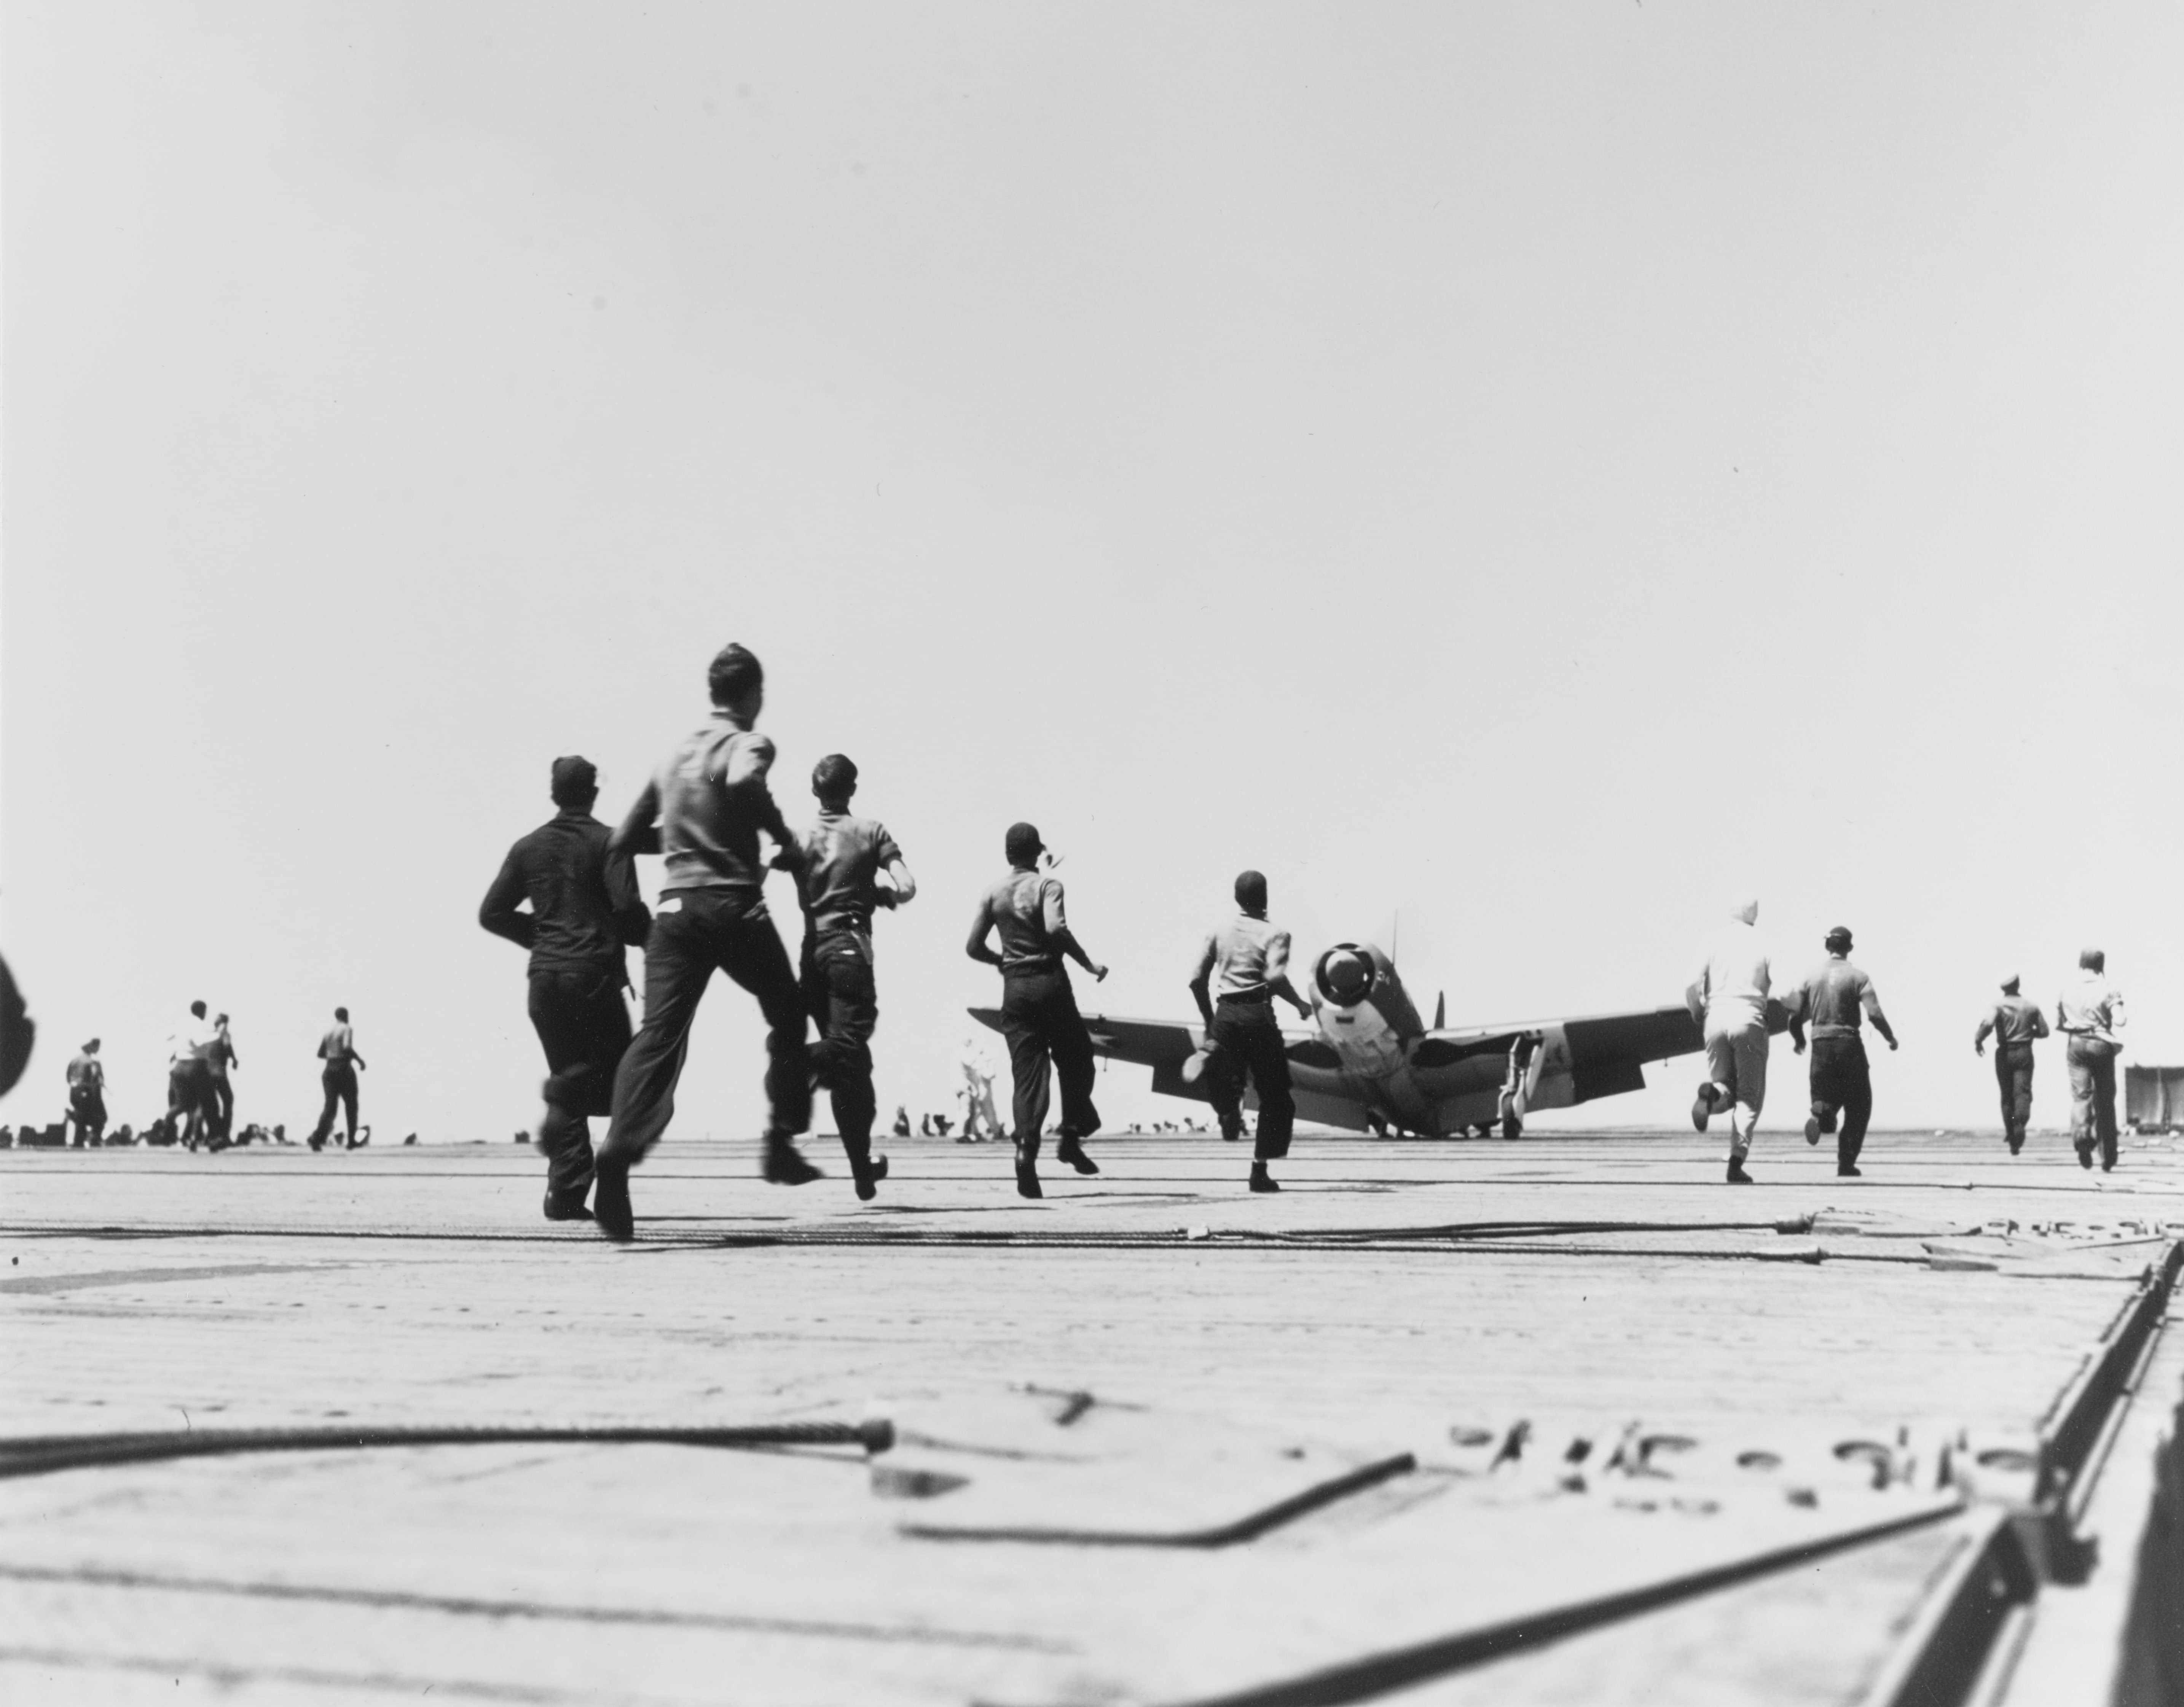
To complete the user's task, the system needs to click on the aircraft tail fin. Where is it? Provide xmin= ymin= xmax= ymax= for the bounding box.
xmin=1434 ymin=990 xmax=1446 ymax=1030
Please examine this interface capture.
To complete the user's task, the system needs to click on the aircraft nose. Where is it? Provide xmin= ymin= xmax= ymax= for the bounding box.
xmin=1322 ymin=950 xmax=1371 ymax=1003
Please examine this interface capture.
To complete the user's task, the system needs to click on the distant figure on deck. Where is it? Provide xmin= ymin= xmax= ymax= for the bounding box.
xmin=959 ymin=1036 xmax=1003 ymax=1142
xmin=480 ymin=754 xmax=651 ymax=1222
xmin=207 ymin=1015 xmax=239 ymax=1146
xmin=2058 ymin=948 xmax=2127 ymax=1171
xmin=307 ymin=1007 xmax=367 ymax=1151
xmin=66 ymin=1040 xmax=107 ymax=1147
xmin=1974 ymin=975 xmax=2049 ymax=1154
xmin=593 ymin=643 xmax=822 ymax=1242
xmin=794 ymin=753 xmax=916 ymax=1201
xmin=892 ymin=1106 xmax=912 ymax=1140
xmin=1687 ymin=898 xmax=1774 ymax=1184
xmin=1785 ymin=927 xmax=1898 ymax=1178
xmin=966 ymin=822 xmax=1108 ymax=1199
xmin=166 ymin=1001 xmax=222 ymax=1150
xmin=1189 ymin=870 xmax=1315 ymax=1193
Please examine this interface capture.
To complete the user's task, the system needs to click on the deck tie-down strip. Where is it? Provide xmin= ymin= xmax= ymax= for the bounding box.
xmin=0 ymin=1417 xmax=894 ymax=1480
xmin=1026 ymin=1497 xmax=1976 ymax=1707
xmin=0 ymin=1560 xmax=1066 ymax=1651
xmin=902 ymin=1453 xmax=1417 ymax=1548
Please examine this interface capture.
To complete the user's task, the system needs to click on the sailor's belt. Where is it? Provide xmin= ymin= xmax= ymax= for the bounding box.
xmin=1216 ymin=988 xmax=1272 ymax=1005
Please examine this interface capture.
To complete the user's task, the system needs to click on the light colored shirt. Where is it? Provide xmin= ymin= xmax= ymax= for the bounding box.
xmin=1200 ymin=913 xmax=1290 ymax=1001
xmin=67 ymin=1052 xmax=103 ymax=1092
xmin=977 ymin=869 xmax=1069 ymax=973
xmin=617 ymin=712 xmax=794 ymax=901
xmin=2058 ymin=972 xmax=2125 ymax=1046
xmin=318 ymin=1023 xmax=358 ymax=1065
xmin=1790 ymin=957 xmax=1886 ymax=1037
xmin=167 ymin=1013 xmax=219 ymax=1066
xmin=1975 ymin=996 xmax=2049 ymax=1049
xmin=1690 ymin=916 xmax=1773 ymax=1028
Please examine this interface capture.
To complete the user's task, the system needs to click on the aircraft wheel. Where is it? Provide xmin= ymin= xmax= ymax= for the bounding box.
xmin=1501 ymin=1116 xmax=1523 ymax=1141
xmin=1471 ymin=1122 xmax=1492 ymax=1140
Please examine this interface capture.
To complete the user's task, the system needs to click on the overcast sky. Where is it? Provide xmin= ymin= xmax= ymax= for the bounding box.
xmin=4 ymin=2 xmax=2180 ymax=1142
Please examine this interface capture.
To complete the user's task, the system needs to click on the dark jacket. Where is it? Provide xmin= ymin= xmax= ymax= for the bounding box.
xmin=480 ymin=810 xmax=652 ymax=977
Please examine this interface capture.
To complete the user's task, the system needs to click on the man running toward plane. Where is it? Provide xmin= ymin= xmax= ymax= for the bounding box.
xmin=308 ymin=1006 xmax=367 ymax=1150
xmin=166 ymin=1001 xmax=221 ymax=1150
xmin=480 ymin=754 xmax=652 ymax=1221
xmin=959 ymin=1036 xmax=1004 ymax=1141
xmin=1188 ymin=870 xmax=1314 ymax=1192
xmin=593 ymin=643 xmax=822 ymax=1242
xmin=794 ymin=753 xmax=915 ymax=1202
xmin=1687 ymin=898 xmax=1774 ymax=1184
xmin=66 ymin=1039 xmax=106 ymax=1147
xmin=2058 ymin=948 xmax=2127 ymax=1172
xmin=207 ymin=1015 xmax=239 ymax=1146
xmin=966 ymin=822 xmax=1108 ymax=1199
xmin=1785 ymin=926 xmax=1898 ymax=1178
xmin=1974 ymin=975 xmax=2049 ymax=1154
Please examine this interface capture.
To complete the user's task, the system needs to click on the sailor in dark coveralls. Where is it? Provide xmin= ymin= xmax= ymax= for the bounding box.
xmin=1974 ymin=975 xmax=2049 ymax=1154
xmin=1188 ymin=870 xmax=1315 ymax=1193
xmin=479 ymin=755 xmax=652 ymax=1221
xmin=1785 ymin=926 xmax=1898 ymax=1178
xmin=66 ymin=1040 xmax=107 ymax=1147
xmin=965 ymin=822 xmax=1108 ymax=1199
xmin=592 ymin=644 xmax=822 ymax=1241
xmin=794 ymin=754 xmax=916 ymax=1201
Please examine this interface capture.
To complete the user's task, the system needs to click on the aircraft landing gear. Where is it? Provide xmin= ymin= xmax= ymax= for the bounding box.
xmin=1470 ymin=1122 xmax=1493 ymax=1140
xmin=1364 ymin=1113 xmax=1390 ymax=1138
xmin=1502 ymin=1115 xmax=1523 ymax=1140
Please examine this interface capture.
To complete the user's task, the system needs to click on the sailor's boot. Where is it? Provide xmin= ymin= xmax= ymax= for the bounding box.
xmin=1053 ymin=1133 xmax=1099 ymax=1175
xmin=841 ymin=1134 xmax=889 ymax=1202
xmin=763 ymin=1131 xmax=824 ymax=1187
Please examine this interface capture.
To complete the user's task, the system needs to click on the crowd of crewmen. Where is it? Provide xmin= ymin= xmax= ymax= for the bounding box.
xmin=1687 ymin=900 xmax=2132 ymax=1183
xmin=24 ymin=1003 xmax=370 ymax=1153
xmin=463 ymin=639 xmax=2149 ymax=1237
xmin=0 ymin=641 xmax=2143 ymax=1200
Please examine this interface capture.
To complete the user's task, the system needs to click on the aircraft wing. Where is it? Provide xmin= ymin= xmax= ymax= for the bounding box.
xmin=968 ymin=1007 xmax=1328 ymax=1112
xmin=1414 ymin=1001 xmax=1790 ymax=1105
xmin=968 ymin=1007 xmax=1321 ymax=1066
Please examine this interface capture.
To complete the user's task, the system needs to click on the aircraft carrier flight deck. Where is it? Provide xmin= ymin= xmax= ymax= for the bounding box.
xmin=3 ymin=1128 xmax=2180 ymax=1705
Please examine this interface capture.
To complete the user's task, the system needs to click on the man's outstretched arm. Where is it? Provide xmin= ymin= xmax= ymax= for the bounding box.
xmin=1041 ymin=878 xmax=1108 ymax=981
xmin=965 ymin=899 xmax=1004 ymax=968
xmin=1862 ymin=978 xmax=1898 ymax=1050
xmin=478 ymin=847 xmax=537 ymax=948
xmin=609 ymin=779 xmax=663 ymax=859
xmin=1265 ymin=932 xmax=1313 ymax=1020
xmin=879 ymin=856 xmax=917 ymax=907
xmin=1188 ymin=936 xmax=1218 ymax=1030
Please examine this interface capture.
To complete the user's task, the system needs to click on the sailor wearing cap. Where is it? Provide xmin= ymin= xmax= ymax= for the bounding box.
xmin=66 ymin=1039 xmax=107 ymax=1148
xmin=480 ymin=753 xmax=652 ymax=1221
xmin=966 ymin=822 xmax=1108 ymax=1199
xmin=1188 ymin=871 xmax=1315 ymax=1192
xmin=1785 ymin=926 xmax=1898 ymax=1178
xmin=794 ymin=753 xmax=915 ymax=1201
xmin=1974 ymin=974 xmax=2049 ymax=1154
